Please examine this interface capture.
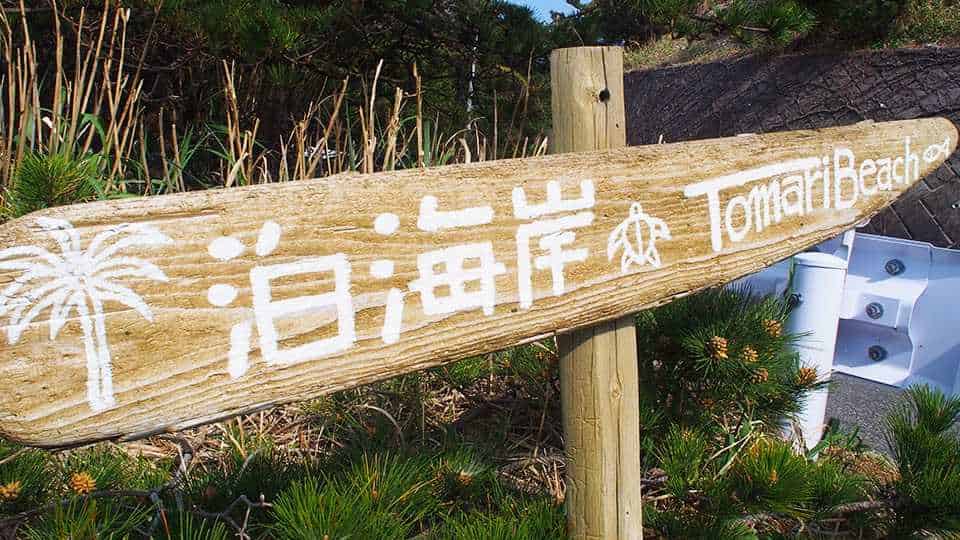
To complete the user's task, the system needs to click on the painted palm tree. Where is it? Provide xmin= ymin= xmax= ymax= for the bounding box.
xmin=0 ymin=217 xmax=171 ymax=411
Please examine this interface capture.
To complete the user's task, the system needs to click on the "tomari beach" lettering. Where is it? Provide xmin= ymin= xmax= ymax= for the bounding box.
xmin=684 ymin=137 xmax=952 ymax=252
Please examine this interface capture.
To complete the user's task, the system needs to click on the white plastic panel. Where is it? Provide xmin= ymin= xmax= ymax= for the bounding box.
xmin=833 ymin=233 xmax=960 ymax=396
xmin=738 ymin=231 xmax=960 ymax=397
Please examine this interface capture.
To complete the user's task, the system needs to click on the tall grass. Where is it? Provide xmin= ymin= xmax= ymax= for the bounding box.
xmin=0 ymin=0 xmax=173 ymax=205
xmin=0 ymin=1 xmax=548 ymax=218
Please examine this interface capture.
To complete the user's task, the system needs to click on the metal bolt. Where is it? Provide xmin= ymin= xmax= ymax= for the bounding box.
xmin=866 ymin=302 xmax=884 ymax=320
xmin=885 ymin=259 xmax=905 ymax=276
xmin=868 ymin=345 xmax=888 ymax=362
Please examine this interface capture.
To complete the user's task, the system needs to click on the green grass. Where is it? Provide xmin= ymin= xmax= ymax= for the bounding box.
xmin=898 ymin=0 xmax=960 ymax=44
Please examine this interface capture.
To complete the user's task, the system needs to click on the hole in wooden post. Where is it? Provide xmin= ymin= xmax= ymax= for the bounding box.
xmin=598 ymin=88 xmax=611 ymax=102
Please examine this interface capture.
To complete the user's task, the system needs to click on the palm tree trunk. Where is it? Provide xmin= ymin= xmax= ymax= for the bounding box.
xmin=76 ymin=297 xmax=105 ymax=410
xmin=90 ymin=297 xmax=115 ymax=409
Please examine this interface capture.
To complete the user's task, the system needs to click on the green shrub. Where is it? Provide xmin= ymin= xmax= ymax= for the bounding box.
xmin=729 ymin=438 xmax=813 ymax=517
xmin=885 ymin=384 xmax=960 ymax=536
xmin=60 ymin=444 xmax=168 ymax=495
xmin=434 ymin=446 xmax=498 ymax=508
xmin=4 ymin=151 xmax=103 ymax=219
xmin=642 ymin=505 xmax=758 ymax=540
xmin=805 ymin=459 xmax=869 ymax=516
xmin=636 ymin=286 xmax=814 ymax=438
xmin=21 ymin=498 xmax=150 ymax=540
xmin=897 ymin=0 xmax=960 ymax=43
xmin=635 ymin=288 xmax=870 ymax=536
xmin=158 ymin=511 xmax=229 ymax=540
xmin=271 ymin=476 xmax=409 ymax=540
xmin=435 ymin=496 xmax=565 ymax=540
xmin=184 ymin=435 xmax=301 ymax=517
xmin=657 ymin=425 xmax=710 ymax=498
xmin=721 ymin=0 xmax=817 ymax=46
xmin=0 ymin=442 xmax=54 ymax=515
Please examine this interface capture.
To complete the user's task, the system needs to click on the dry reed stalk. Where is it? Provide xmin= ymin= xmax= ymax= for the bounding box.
xmin=382 ymin=86 xmax=405 ymax=171
xmin=359 ymin=59 xmax=384 ymax=174
xmin=220 ymin=61 xmax=264 ymax=186
xmin=0 ymin=4 xmax=536 ymax=199
xmin=474 ymin=125 xmax=484 ymax=162
xmin=414 ymin=63 xmax=424 ymax=168
xmin=138 ymin=119 xmax=150 ymax=194
xmin=75 ymin=6 xmax=113 ymax=157
xmin=358 ymin=105 xmax=369 ymax=173
xmin=1 ymin=7 xmax=15 ymax=185
xmin=157 ymin=109 xmax=171 ymax=190
xmin=319 ymin=77 xmax=349 ymax=178
xmin=171 ymin=122 xmax=184 ymax=192
xmin=0 ymin=0 xmax=160 ymax=196
xmin=493 ymin=88 xmax=498 ymax=160
xmin=50 ymin=0 xmax=63 ymax=156
xmin=533 ymin=136 xmax=549 ymax=157
xmin=222 ymin=61 xmax=241 ymax=186
xmin=246 ymin=118 xmax=261 ymax=183
xmin=278 ymin=142 xmax=290 ymax=183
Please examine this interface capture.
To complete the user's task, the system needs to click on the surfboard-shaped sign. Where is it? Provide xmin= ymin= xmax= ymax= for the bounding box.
xmin=0 ymin=118 xmax=955 ymax=447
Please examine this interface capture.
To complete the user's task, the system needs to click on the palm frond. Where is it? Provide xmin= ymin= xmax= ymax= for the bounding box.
xmin=88 ymin=225 xmax=172 ymax=266
xmin=0 ymin=245 xmax=65 ymax=271
xmin=93 ymin=257 xmax=168 ymax=282
xmin=88 ymin=278 xmax=156 ymax=322
xmin=37 ymin=217 xmax=81 ymax=255
xmin=8 ymin=286 xmax=72 ymax=343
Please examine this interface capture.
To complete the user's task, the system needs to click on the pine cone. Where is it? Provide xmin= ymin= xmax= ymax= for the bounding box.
xmin=69 ymin=472 xmax=96 ymax=495
xmin=752 ymin=368 xmax=769 ymax=384
xmin=768 ymin=468 xmax=779 ymax=484
xmin=707 ymin=336 xmax=728 ymax=360
xmin=0 ymin=480 xmax=21 ymax=502
xmin=797 ymin=366 xmax=818 ymax=386
xmin=763 ymin=319 xmax=782 ymax=337
xmin=457 ymin=471 xmax=474 ymax=486
xmin=741 ymin=346 xmax=758 ymax=363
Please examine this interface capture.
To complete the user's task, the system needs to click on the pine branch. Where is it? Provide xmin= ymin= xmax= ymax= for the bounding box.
xmin=0 ymin=489 xmax=157 ymax=526
xmin=192 ymin=494 xmax=273 ymax=540
xmin=830 ymin=499 xmax=893 ymax=514
xmin=739 ymin=499 xmax=895 ymax=530
xmin=0 ymin=435 xmax=201 ymax=535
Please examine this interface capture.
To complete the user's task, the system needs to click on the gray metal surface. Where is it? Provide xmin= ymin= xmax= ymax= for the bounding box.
xmin=824 ymin=373 xmax=903 ymax=454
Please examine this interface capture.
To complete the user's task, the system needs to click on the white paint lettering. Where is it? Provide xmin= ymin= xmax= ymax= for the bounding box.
xmin=251 ymin=255 xmax=355 ymax=365
xmin=833 ymin=148 xmax=860 ymax=210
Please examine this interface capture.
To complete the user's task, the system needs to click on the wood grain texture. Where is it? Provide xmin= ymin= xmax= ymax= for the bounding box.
xmin=552 ymin=46 xmax=643 ymax=540
xmin=559 ymin=318 xmax=643 ymax=539
xmin=0 ymin=117 xmax=955 ymax=447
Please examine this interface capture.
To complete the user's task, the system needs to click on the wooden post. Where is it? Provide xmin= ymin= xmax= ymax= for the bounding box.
xmin=551 ymin=46 xmax=644 ymax=539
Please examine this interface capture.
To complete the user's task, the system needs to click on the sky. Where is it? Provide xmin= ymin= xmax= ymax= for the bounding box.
xmin=511 ymin=0 xmax=579 ymax=22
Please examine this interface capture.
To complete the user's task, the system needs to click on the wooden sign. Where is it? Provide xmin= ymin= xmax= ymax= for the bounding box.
xmin=0 ymin=118 xmax=955 ymax=447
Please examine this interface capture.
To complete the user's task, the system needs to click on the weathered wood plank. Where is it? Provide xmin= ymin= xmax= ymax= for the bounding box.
xmin=0 ymin=118 xmax=955 ymax=446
